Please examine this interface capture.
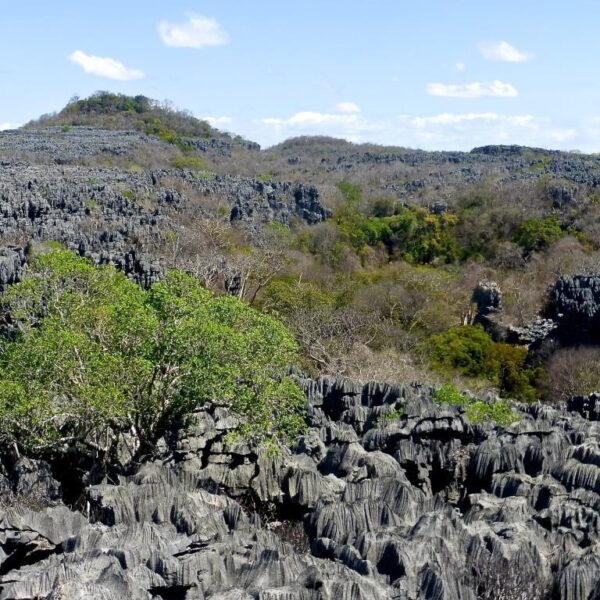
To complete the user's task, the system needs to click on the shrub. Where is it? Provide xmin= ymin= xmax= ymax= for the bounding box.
xmin=258 ymin=279 xmax=336 ymax=315
xmin=323 ymin=204 xmax=459 ymax=266
xmin=0 ymin=251 xmax=306 ymax=454
xmin=433 ymin=384 xmax=517 ymax=426
xmin=486 ymin=343 xmax=539 ymax=402
xmin=170 ymin=155 xmax=208 ymax=171
xmin=428 ymin=328 xmax=539 ymax=401
xmin=514 ymin=215 xmax=564 ymax=253
xmin=336 ymin=181 xmax=362 ymax=205
xmin=145 ymin=117 xmax=193 ymax=153
xmin=428 ymin=325 xmax=495 ymax=378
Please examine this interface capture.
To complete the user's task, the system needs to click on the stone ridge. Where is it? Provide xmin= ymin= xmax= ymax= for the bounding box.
xmin=0 ymin=160 xmax=329 ymax=286
xmin=0 ymin=376 xmax=598 ymax=598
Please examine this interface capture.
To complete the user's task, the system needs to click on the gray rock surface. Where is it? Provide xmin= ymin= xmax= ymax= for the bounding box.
xmin=1 ymin=378 xmax=599 ymax=598
xmin=0 ymin=133 xmax=329 ymax=286
xmin=547 ymin=275 xmax=600 ymax=342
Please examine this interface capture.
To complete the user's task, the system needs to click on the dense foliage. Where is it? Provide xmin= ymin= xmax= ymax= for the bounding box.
xmin=428 ymin=326 xmax=539 ymax=401
xmin=433 ymin=384 xmax=518 ymax=426
xmin=0 ymin=251 xmax=306 ymax=453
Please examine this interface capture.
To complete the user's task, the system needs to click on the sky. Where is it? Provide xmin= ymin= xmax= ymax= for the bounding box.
xmin=1 ymin=0 xmax=599 ymax=151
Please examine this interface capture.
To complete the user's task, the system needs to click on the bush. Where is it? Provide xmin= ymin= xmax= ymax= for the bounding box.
xmin=486 ymin=343 xmax=539 ymax=402
xmin=170 ymin=155 xmax=208 ymax=171
xmin=428 ymin=325 xmax=495 ymax=378
xmin=336 ymin=181 xmax=362 ymax=205
xmin=428 ymin=327 xmax=539 ymax=401
xmin=0 ymin=251 xmax=306 ymax=454
xmin=433 ymin=384 xmax=517 ymax=426
xmin=514 ymin=215 xmax=564 ymax=253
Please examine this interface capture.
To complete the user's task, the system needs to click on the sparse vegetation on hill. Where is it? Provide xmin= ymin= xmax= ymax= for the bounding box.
xmin=25 ymin=91 xmax=216 ymax=139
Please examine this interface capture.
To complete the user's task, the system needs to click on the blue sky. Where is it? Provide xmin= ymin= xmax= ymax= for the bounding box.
xmin=1 ymin=0 xmax=599 ymax=151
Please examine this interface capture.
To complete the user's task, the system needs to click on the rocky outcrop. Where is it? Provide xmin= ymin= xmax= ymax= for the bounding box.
xmin=472 ymin=281 xmax=502 ymax=316
xmin=1 ymin=378 xmax=599 ymax=598
xmin=546 ymin=275 xmax=600 ymax=343
xmin=0 ymin=153 xmax=330 ymax=286
xmin=0 ymin=246 xmax=26 ymax=292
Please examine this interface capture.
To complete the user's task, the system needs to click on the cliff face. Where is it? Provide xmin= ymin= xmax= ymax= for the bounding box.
xmin=0 ymin=376 xmax=599 ymax=599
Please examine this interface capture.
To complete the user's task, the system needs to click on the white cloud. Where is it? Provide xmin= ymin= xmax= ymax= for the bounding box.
xmin=0 ymin=122 xmax=16 ymax=131
xmin=258 ymin=109 xmax=385 ymax=145
xmin=479 ymin=41 xmax=533 ymax=63
xmin=69 ymin=50 xmax=144 ymax=81
xmin=203 ymin=116 xmax=233 ymax=128
xmin=336 ymin=102 xmax=361 ymax=114
xmin=262 ymin=112 xmax=357 ymax=127
xmin=158 ymin=15 xmax=229 ymax=48
xmin=455 ymin=62 xmax=466 ymax=72
xmin=253 ymin=106 xmax=583 ymax=150
xmin=426 ymin=80 xmax=518 ymax=98
xmin=410 ymin=112 xmax=534 ymax=127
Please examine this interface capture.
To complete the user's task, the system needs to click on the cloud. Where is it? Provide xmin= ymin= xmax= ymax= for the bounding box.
xmin=258 ymin=107 xmax=385 ymax=145
xmin=479 ymin=41 xmax=533 ymax=63
xmin=0 ymin=122 xmax=16 ymax=131
xmin=262 ymin=111 xmax=363 ymax=127
xmin=203 ymin=116 xmax=233 ymax=128
xmin=455 ymin=62 xmax=466 ymax=72
xmin=336 ymin=102 xmax=361 ymax=114
xmin=159 ymin=15 xmax=229 ymax=48
xmin=426 ymin=80 xmax=518 ymax=98
xmin=253 ymin=106 xmax=583 ymax=150
xmin=69 ymin=50 xmax=144 ymax=81
xmin=410 ymin=113 xmax=534 ymax=127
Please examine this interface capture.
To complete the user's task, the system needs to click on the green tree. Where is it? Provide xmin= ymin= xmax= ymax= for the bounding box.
xmin=486 ymin=343 xmax=539 ymax=402
xmin=428 ymin=325 xmax=495 ymax=378
xmin=514 ymin=215 xmax=564 ymax=253
xmin=0 ymin=250 xmax=306 ymax=454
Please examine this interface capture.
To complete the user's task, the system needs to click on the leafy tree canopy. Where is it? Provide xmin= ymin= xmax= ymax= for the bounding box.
xmin=0 ymin=250 xmax=306 ymax=454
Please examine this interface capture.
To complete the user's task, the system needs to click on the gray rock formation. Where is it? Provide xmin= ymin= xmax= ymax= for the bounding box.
xmin=546 ymin=275 xmax=600 ymax=342
xmin=0 ymin=136 xmax=330 ymax=286
xmin=1 ymin=377 xmax=599 ymax=598
xmin=472 ymin=281 xmax=502 ymax=315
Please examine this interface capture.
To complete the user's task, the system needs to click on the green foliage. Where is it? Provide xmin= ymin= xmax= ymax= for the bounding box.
xmin=486 ymin=343 xmax=539 ymax=402
xmin=433 ymin=384 xmax=517 ymax=426
xmin=514 ymin=215 xmax=564 ymax=253
xmin=170 ymin=155 xmax=208 ymax=171
xmin=336 ymin=181 xmax=362 ymax=205
xmin=428 ymin=325 xmax=495 ymax=378
xmin=375 ymin=405 xmax=406 ymax=424
xmin=370 ymin=197 xmax=398 ymax=217
xmin=433 ymin=383 xmax=469 ymax=406
xmin=315 ymin=203 xmax=459 ymax=266
xmin=145 ymin=117 xmax=193 ymax=153
xmin=64 ymin=92 xmax=153 ymax=115
xmin=428 ymin=327 xmax=539 ymax=402
xmin=0 ymin=251 xmax=306 ymax=453
xmin=463 ymin=399 xmax=518 ymax=426
xmin=259 ymin=279 xmax=337 ymax=315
